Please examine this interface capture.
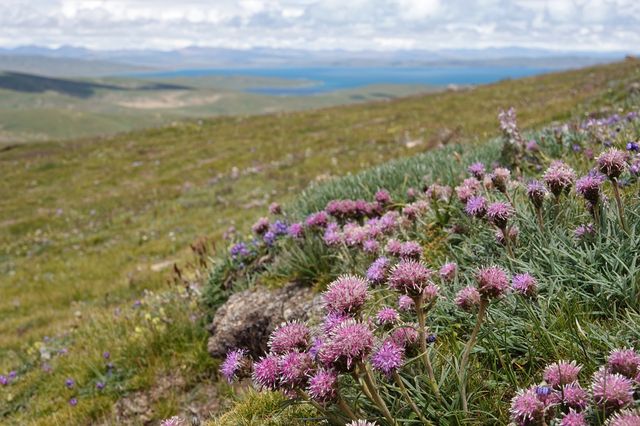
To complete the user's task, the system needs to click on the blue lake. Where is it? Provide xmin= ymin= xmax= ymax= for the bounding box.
xmin=139 ymin=66 xmax=554 ymax=96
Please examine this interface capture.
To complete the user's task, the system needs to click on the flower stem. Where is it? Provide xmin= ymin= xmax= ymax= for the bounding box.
xmin=612 ymin=179 xmax=628 ymax=232
xmin=393 ymin=371 xmax=432 ymax=425
xmin=358 ymin=363 xmax=397 ymax=426
xmin=459 ymin=298 xmax=488 ymax=415
xmin=535 ymin=207 xmax=544 ymax=233
xmin=415 ymin=299 xmax=443 ymax=403
xmin=502 ymin=227 xmax=514 ymax=257
xmin=337 ymin=395 xmax=359 ymax=421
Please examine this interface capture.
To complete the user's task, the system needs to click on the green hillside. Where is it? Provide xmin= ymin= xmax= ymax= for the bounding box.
xmin=0 ymin=58 xmax=639 ymax=424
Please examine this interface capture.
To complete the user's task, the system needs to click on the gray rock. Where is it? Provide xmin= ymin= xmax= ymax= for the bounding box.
xmin=207 ymin=282 xmax=323 ymax=358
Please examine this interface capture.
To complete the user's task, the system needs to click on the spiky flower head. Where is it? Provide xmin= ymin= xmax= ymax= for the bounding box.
xmin=323 ymin=275 xmax=369 ymax=315
xmin=252 ymin=217 xmax=270 ymax=235
xmin=388 ymin=260 xmax=434 ymax=297
xmin=576 ymin=173 xmax=605 ymax=205
xmin=322 ymin=312 xmax=350 ymax=335
xmin=279 ymin=351 xmax=314 ymax=387
xmin=527 ymin=180 xmax=547 ymax=209
xmin=465 ymin=195 xmax=487 ymax=218
xmin=597 ymin=148 xmax=628 ymax=179
xmin=422 ymin=283 xmax=440 ymax=303
xmin=269 ymin=322 xmax=311 ymax=354
xmin=252 ymin=354 xmax=280 ymax=390
xmin=305 ymin=211 xmax=329 ymax=229
xmin=288 ymin=222 xmax=304 ymax=239
xmin=574 ymin=223 xmax=595 ymax=242
xmin=455 ymin=286 xmax=481 ymax=311
xmin=398 ymin=295 xmax=415 ymax=311
xmin=492 ymin=167 xmax=511 ymax=193
xmin=385 ymin=239 xmax=403 ymax=257
xmin=560 ymin=411 xmax=587 ymax=426
xmin=509 ymin=387 xmax=546 ymax=426
xmin=389 ymin=325 xmax=419 ymax=349
xmin=363 ymin=239 xmax=380 ymax=254
xmin=543 ymin=361 xmax=582 ymax=388
xmin=591 ymin=369 xmax=634 ymax=411
xmin=366 ymin=257 xmax=390 ymax=284
xmin=607 ymin=409 xmax=640 ymax=426
xmin=399 ymin=241 xmax=422 ymax=260
xmin=487 ymin=202 xmax=513 ymax=229
xmin=307 ymin=369 xmax=338 ymax=404
xmin=439 ymin=262 xmax=457 ymax=282
xmin=455 ymin=184 xmax=476 ymax=204
xmin=375 ymin=307 xmax=399 ymax=325
xmin=468 ymin=162 xmax=486 ymax=180
xmin=543 ymin=161 xmax=576 ymax=197
xmin=375 ymin=189 xmax=392 ymax=205
xmin=371 ymin=340 xmax=405 ymax=376
xmin=476 ymin=266 xmax=510 ymax=299
xmin=160 ymin=417 xmax=186 ymax=426
xmin=319 ymin=320 xmax=374 ymax=372
xmin=607 ymin=348 xmax=640 ymax=379
xmin=550 ymin=383 xmax=589 ymax=411
xmin=220 ymin=349 xmax=249 ymax=383
xmin=512 ymin=273 xmax=538 ymax=298
xmin=269 ymin=202 xmax=282 ymax=215
xmin=347 ymin=421 xmax=378 ymax=426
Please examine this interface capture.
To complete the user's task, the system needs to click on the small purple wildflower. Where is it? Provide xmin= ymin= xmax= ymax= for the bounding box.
xmin=371 ymin=341 xmax=405 ymax=376
xmin=526 ymin=140 xmax=539 ymax=151
xmin=230 ymin=242 xmax=250 ymax=258
xmin=491 ymin=167 xmax=511 ymax=193
xmin=69 ymin=398 xmax=78 ymax=407
xmin=307 ymin=369 xmax=338 ymax=403
xmin=399 ymin=241 xmax=422 ymax=260
xmin=0 ymin=375 xmax=7 ymax=386
xmin=270 ymin=220 xmax=289 ymax=236
xmin=543 ymin=161 xmax=576 ymax=197
xmin=465 ymin=195 xmax=487 ymax=218
xmin=65 ymin=378 xmax=75 ymax=389
xmin=220 ymin=349 xmax=249 ymax=383
xmin=591 ymin=368 xmax=634 ymax=411
xmin=263 ymin=231 xmax=276 ymax=246
xmin=527 ymin=180 xmax=547 ymax=209
xmin=543 ymin=361 xmax=582 ymax=388
xmin=388 ymin=260 xmax=434 ymax=297
xmin=376 ymin=307 xmax=400 ymax=325
xmin=626 ymin=141 xmax=640 ymax=152
xmin=512 ymin=273 xmax=538 ymax=298
xmin=375 ymin=189 xmax=392 ymax=205
xmin=597 ymin=148 xmax=627 ymax=179
xmin=576 ymin=173 xmax=605 ymax=205
xmin=323 ymin=275 xmax=369 ymax=315
xmin=385 ymin=239 xmax=403 ymax=257
xmin=288 ymin=222 xmax=304 ymax=239
xmin=574 ymin=223 xmax=596 ymax=241
xmin=389 ymin=325 xmax=419 ymax=349
xmin=607 ymin=348 xmax=640 ymax=379
xmin=455 ymin=286 xmax=481 ymax=312
xmin=305 ymin=211 xmax=329 ymax=229
xmin=252 ymin=354 xmax=280 ymax=390
xmin=509 ymin=386 xmax=545 ymax=426
xmin=366 ymin=257 xmax=390 ymax=284
xmin=468 ymin=162 xmax=486 ymax=180
xmin=269 ymin=322 xmax=311 ymax=354
xmin=96 ymin=381 xmax=105 ymax=390
xmin=438 ymin=262 xmax=457 ymax=283
xmin=362 ymin=239 xmax=380 ymax=254
xmin=279 ymin=351 xmax=314 ymax=387
xmin=319 ymin=320 xmax=374 ymax=372
xmin=398 ymin=295 xmax=414 ymax=311
xmin=476 ymin=266 xmax=510 ymax=299
xmin=103 ymin=351 xmax=110 ymax=360
xmin=560 ymin=411 xmax=587 ymax=426
xmin=486 ymin=202 xmax=513 ymax=229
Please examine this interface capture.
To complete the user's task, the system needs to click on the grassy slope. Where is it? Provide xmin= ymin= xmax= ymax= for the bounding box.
xmin=0 ymin=59 xmax=638 ymax=425
xmin=1 ymin=59 xmax=638 ymax=351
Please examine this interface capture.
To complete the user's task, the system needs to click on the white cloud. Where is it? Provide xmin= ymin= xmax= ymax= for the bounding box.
xmin=0 ymin=0 xmax=638 ymax=51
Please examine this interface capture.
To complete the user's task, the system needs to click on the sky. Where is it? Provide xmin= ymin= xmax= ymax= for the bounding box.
xmin=0 ymin=0 xmax=639 ymax=52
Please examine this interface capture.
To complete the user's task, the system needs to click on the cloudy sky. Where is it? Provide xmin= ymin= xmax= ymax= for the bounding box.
xmin=0 ymin=0 xmax=638 ymax=52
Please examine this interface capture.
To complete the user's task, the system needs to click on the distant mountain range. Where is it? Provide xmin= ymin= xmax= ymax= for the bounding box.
xmin=0 ymin=45 xmax=633 ymax=77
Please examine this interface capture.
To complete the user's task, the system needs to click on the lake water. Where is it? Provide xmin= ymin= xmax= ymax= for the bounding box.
xmin=141 ymin=66 xmax=553 ymax=96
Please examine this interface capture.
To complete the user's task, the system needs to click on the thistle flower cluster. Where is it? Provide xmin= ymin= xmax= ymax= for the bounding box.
xmin=543 ymin=161 xmax=576 ymax=198
xmin=510 ymin=348 xmax=640 ymax=425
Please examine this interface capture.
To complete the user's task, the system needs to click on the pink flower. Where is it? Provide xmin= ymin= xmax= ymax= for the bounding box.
xmin=422 ymin=283 xmax=440 ymax=303
xmin=560 ymin=410 xmax=587 ymax=426
xmin=455 ymin=286 xmax=481 ymax=311
xmin=319 ymin=320 xmax=374 ymax=372
xmin=591 ymin=369 xmax=634 ymax=411
xmin=375 ymin=189 xmax=392 ymax=205
xmin=322 ymin=312 xmax=350 ymax=335
xmin=512 ymin=273 xmax=538 ymax=298
xmin=607 ymin=409 xmax=640 ymax=426
xmin=527 ymin=181 xmax=547 ymax=209
xmin=597 ymin=148 xmax=627 ymax=179
xmin=160 ymin=417 xmax=186 ymax=426
xmin=385 ymin=239 xmax=403 ymax=256
xmin=439 ymin=262 xmax=457 ymax=282
xmin=307 ymin=369 xmax=338 ymax=403
xmin=305 ymin=211 xmax=329 ymax=228
xmin=220 ymin=349 xmax=248 ymax=383
xmin=253 ymin=354 xmax=280 ymax=390
xmin=510 ymin=386 xmax=546 ymax=426
xmin=288 ymin=222 xmax=304 ymax=239
xmin=486 ymin=202 xmax=513 ymax=229
xmin=475 ymin=266 xmax=510 ymax=299
xmin=268 ymin=202 xmax=282 ymax=215
xmin=468 ymin=162 xmax=486 ymax=180
xmin=388 ymin=260 xmax=434 ymax=297
xmin=491 ymin=167 xmax=511 ymax=193
xmin=550 ymin=383 xmax=589 ymax=410
xmin=399 ymin=241 xmax=422 ymax=260
xmin=607 ymin=348 xmax=640 ymax=379
xmin=576 ymin=174 xmax=605 ymax=205
xmin=398 ymin=295 xmax=415 ymax=311
xmin=366 ymin=257 xmax=390 ymax=284
xmin=543 ymin=361 xmax=582 ymax=388
xmin=279 ymin=351 xmax=314 ymax=387
xmin=323 ymin=275 xmax=369 ymax=314
xmin=465 ymin=195 xmax=487 ymax=218
xmin=389 ymin=325 xmax=419 ymax=349
xmin=269 ymin=322 xmax=311 ymax=354
xmin=252 ymin=217 xmax=270 ymax=235
xmin=375 ymin=307 xmax=399 ymax=325
xmin=543 ymin=161 xmax=576 ymax=197
xmin=371 ymin=341 xmax=404 ymax=376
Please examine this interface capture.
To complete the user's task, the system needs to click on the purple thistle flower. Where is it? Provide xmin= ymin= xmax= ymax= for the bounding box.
xmin=475 ymin=266 xmax=510 ymax=299
xmin=560 ymin=411 xmax=587 ymax=426
xmin=597 ymin=148 xmax=628 ymax=179
xmin=160 ymin=416 xmax=186 ymax=426
xmin=309 ymin=337 xmax=324 ymax=360
xmin=220 ymin=348 xmax=249 ymax=383
xmin=491 ymin=167 xmax=511 ymax=193
xmin=96 ymin=381 xmax=105 ymax=390
xmin=366 ymin=257 xmax=390 ymax=284
xmin=526 ymin=140 xmax=539 ymax=152
xmin=388 ymin=260 xmax=434 ymax=297
xmin=252 ymin=354 xmax=280 ymax=390
xmin=527 ymin=180 xmax=547 ymax=209
xmin=371 ymin=341 xmax=404 ymax=376
xmin=322 ymin=312 xmax=350 ymax=335
xmin=439 ymin=262 xmax=457 ymax=283
xmin=263 ymin=231 xmax=276 ymax=246
xmin=375 ymin=189 xmax=392 ymax=205
xmin=509 ymin=387 xmax=545 ymax=426
xmin=630 ymin=159 xmax=640 ymax=176
xmin=362 ymin=239 xmax=380 ymax=254
xmin=455 ymin=286 xmax=481 ymax=312
xmin=576 ymin=174 xmax=605 ymax=205
xmin=607 ymin=409 xmax=640 ymax=426
xmin=323 ymin=223 xmax=342 ymax=246
xmin=307 ymin=369 xmax=338 ymax=404
xmin=305 ymin=211 xmax=329 ymax=229
xmin=379 ymin=211 xmax=400 ymax=233
xmin=455 ymin=184 xmax=476 ymax=204
xmin=512 ymin=273 xmax=538 ymax=298
xmin=468 ymin=162 xmax=486 ymax=180
xmin=269 ymin=322 xmax=311 ymax=354
xmin=65 ymin=378 xmax=75 ymax=389
xmin=347 ymin=421 xmax=378 ymax=426
xmin=279 ymin=351 xmax=314 ymax=387
xmin=398 ymin=295 xmax=415 ymax=311
xmin=486 ymin=202 xmax=513 ymax=229
xmin=323 ymin=275 xmax=369 ymax=315
xmin=389 ymin=325 xmax=419 ymax=349
xmin=465 ymin=195 xmax=487 ymax=219
xmin=69 ymin=398 xmax=78 ymax=407
xmin=269 ymin=202 xmax=282 ymax=215
xmin=591 ymin=368 xmax=634 ymax=411
xmin=103 ymin=351 xmax=110 ymax=360
xmin=385 ymin=239 xmax=403 ymax=257
xmin=406 ymin=187 xmax=417 ymax=200
xmin=422 ymin=283 xmax=439 ymax=303
xmin=607 ymin=348 xmax=640 ymax=379
xmin=319 ymin=320 xmax=374 ymax=372
xmin=399 ymin=241 xmax=422 ymax=260
xmin=556 ymin=383 xmax=589 ymax=411
xmin=270 ymin=220 xmax=289 ymax=236
xmin=543 ymin=161 xmax=576 ymax=197
xmin=0 ymin=375 xmax=8 ymax=386
xmin=288 ymin=222 xmax=304 ymax=239
xmin=543 ymin=361 xmax=582 ymax=388
xmin=252 ymin=217 xmax=270 ymax=235
xmin=375 ymin=307 xmax=399 ymax=325
xmin=574 ymin=223 xmax=596 ymax=241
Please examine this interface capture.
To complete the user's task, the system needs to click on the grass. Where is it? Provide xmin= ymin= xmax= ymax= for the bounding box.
xmin=0 ymin=59 xmax=639 ymax=424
